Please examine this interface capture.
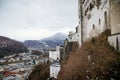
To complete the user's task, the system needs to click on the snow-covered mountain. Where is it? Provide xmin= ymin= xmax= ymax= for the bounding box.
xmin=41 ymin=33 xmax=67 ymax=41
xmin=23 ymin=33 xmax=67 ymax=50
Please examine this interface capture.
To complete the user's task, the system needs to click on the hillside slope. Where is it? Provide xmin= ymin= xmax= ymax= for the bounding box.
xmin=0 ymin=36 xmax=28 ymax=58
xmin=23 ymin=40 xmax=41 ymax=49
xmin=28 ymin=63 xmax=50 ymax=80
xmin=58 ymin=30 xmax=120 ymax=80
xmin=24 ymin=33 xmax=67 ymax=50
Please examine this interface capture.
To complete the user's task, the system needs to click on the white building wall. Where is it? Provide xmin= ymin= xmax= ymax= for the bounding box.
xmin=56 ymin=46 xmax=60 ymax=52
xmin=78 ymin=25 xmax=82 ymax=46
xmin=108 ymin=1 xmax=120 ymax=52
xmin=68 ymin=33 xmax=79 ymax=42
xmin=78 ymin=0 xmax=110 ymax=43
xmin=84 ymin=0 xmax=109 ymax=40
xmin=50 ymin=63 xmax=61 ymax=79
xmin=49 ymin=46 xmax=60 ymax=62
xmin=108 ymin=34 xmax=120 ymax=52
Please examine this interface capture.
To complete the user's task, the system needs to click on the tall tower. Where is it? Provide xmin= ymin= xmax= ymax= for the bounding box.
xmin=108 ymin=0 xmax=120 ymax=52
xmin=110 ymin=0 xmax=120 ymax=34
xmin=78 ymin=0 xmax=84 ymax=46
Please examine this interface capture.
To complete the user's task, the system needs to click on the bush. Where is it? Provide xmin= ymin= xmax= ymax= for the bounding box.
xmin=28 ymin=63 xmax=50 ymax=80
xmin=58 ymin=30 xmax=120 ymax=80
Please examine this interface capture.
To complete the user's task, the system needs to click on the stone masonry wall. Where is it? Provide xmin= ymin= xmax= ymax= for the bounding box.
xmin=110 ymin=0 xmax=120 ymax=34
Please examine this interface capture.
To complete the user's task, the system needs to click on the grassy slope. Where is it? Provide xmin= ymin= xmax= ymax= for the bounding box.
xmin=58 ymin=30 xmax=120 ymax=80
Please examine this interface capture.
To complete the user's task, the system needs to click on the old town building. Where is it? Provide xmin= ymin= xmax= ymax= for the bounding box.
xmin=70 ymin=0 xmax=120 ymax=51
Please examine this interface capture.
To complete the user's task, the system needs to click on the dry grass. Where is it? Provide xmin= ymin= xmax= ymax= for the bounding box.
xmin=28 ymin=63 xmax=50 ymax=80
xmin=58 ymin=30 xmax=120 ymax=80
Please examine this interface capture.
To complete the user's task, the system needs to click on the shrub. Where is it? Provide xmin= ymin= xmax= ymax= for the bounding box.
xmin=58 ymin=30 xmax=120 ymax=80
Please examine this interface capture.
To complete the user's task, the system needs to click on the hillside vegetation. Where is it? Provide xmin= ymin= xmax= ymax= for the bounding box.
xmin=28 ymin=63 xmax=50 ymax=80
xmin=0 ymin=36 xmax=28 ymax=58
xmin=58 ymin=30 xmax=120 ymax=80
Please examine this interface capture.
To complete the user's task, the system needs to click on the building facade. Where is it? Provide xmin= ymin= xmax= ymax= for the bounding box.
xmin=50 ymin=61 xmax=61 ymax=79
xmin=49 ymin=46 xmax=60 ymax=62
xmin=49 ymin=46 xmax=61 ymax=79
xmin=77 ymin=0 xmax=120 ymax=51
xmin=78 ymin=0 xmax=110 ymax=43
xmin=108 ymin=0 xmax=120 ymax=52
xmin=68 ymin=26 xmax=79 ymax=42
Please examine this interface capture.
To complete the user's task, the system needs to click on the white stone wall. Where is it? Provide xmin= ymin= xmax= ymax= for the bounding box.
xmin=110 ymin=0 xmax=120 ymax=34
xmin=108 ymin=34 xmax=120 ymax=52
xmin=68 ymin=32 xmax=79 ymax=42
xmin=78 ymin=25 xmax=82 ymax=46
xmin=50 ymin=62 xmax=61 ymax=79
xmin=77 ymin=0 xmax=120 ymax=52
xmin=49 ymin=46 xmax=60 ymax=62
xmin=78 ymin=0 xmax=111 ymax=44
xmin=83 ymin=0 xmax=110 ymax=41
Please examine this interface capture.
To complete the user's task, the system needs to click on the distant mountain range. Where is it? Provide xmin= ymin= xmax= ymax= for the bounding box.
xmin=0 ymin=36 xmax=28 ymax=58
xmin=23 ymin=33 xmax=68 ymax=50
xmin=0 ymin=33 xmax=67 ymax=58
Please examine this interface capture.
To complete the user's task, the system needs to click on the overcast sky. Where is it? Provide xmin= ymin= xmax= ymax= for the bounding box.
xmin=0 ymin=0 xmax=78 ymax=41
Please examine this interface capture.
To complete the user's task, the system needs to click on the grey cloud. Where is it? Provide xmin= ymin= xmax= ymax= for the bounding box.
xmin=0 ymin=0 xmax=78 ymax=41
